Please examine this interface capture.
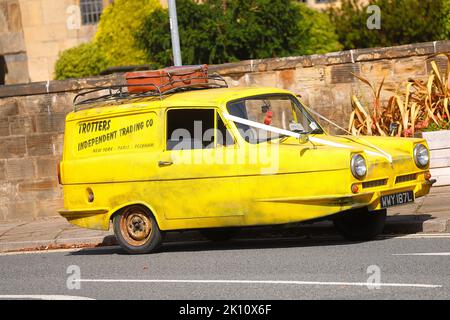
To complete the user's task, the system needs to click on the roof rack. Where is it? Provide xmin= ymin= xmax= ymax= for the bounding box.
xmin=72 ymin=73 xmax=228 ymax=112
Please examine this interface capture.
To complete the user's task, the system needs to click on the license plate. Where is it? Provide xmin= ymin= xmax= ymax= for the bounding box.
xmin=380 ymin=191 xmax=414 ymax=208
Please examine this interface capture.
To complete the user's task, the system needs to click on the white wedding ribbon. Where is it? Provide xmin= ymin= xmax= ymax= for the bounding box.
xmin=223 ymin=113 xmax=393 ymax=163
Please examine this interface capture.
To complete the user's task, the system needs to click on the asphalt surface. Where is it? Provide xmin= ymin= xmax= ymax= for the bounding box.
xmin=0 ymin=234 xmax=449 ymax=300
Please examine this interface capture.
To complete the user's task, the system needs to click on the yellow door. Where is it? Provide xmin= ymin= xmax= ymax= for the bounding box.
xmin=224 ymin=94 xmax=330 ymax=225
xmin=158 ymin=107 xmax=244 ymax=221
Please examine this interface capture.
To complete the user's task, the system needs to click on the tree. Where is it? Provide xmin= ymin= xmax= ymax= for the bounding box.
xmin=135 ymin=0 xmax=213 ymax=68
xmin=329 ymin=0 xmax=450 ymax=50
xmin=296 ymin=3 xmax=343 ymax=55
xmin=444 ymin=0 xmax=450 ymax=39
xmin=136 ymin=0 xmax=343 ymax=67
xmin=54 ymin=43 xmax=107 ymax=80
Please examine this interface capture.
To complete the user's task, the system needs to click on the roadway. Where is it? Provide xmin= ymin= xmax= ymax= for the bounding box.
xmin=0 ymin=234 xmax=449 ymax=300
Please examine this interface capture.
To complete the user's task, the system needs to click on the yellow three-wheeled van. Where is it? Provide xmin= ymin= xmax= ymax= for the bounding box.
xmin=59 ymin=67 xmax=434 ymax=254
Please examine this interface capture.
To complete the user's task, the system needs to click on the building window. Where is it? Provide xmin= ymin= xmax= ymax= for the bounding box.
xmin=80 ymin=0 xmax=103 ymax=25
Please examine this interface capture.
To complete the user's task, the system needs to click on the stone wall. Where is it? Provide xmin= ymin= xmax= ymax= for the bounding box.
xmin=0 ymin=40 xmax=449 ymax=221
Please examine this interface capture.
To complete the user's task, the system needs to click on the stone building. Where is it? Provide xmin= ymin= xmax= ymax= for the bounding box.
xmin=0 ymin=0 xmax=113 ymax=84
xmin=0 ymin=0 xmax=171 ymax=85
xmin=0 ymin=0 xmax=27 ymax=84
xmin=0 ymin=0 xmax=362 ymax=85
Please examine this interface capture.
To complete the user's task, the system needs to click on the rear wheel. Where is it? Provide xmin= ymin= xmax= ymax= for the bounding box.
xmin=113 ymin=205 xmax=162 ymax=254
xmin=200 ymin=228 xmax=241 ymax=242
xmin=333 ymin=207 xmax=386 ymax=241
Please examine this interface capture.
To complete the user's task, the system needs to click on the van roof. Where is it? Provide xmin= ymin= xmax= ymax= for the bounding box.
xmin=66 ymin=86 xmax=292 ymax=122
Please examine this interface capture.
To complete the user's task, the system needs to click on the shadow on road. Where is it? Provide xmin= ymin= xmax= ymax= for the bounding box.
xmin=69 ymin=213 xmax=435 ymax=256
xmin=69 ymin=230 xmax=385 ymax=256
xmin=383 ymin=214 xmax=434 ymax=234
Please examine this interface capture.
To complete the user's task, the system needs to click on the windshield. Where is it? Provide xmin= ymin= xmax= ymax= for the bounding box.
xmin=226 ymin=94 xmax=322 ymax=143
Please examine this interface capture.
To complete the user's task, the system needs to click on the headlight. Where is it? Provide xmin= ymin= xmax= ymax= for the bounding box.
xmin=414 ymin=144 xmax=429 ymax=168
xmin=351 ymin=154 xmax=367 ymax=179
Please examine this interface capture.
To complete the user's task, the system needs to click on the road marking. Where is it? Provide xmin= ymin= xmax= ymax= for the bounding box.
xmin=77 ymin=278 xmax=441 ymax=289
xmin=0 ymin=295 xmax=94 ymax=300
xmin=393 ymin=252 xmax=450 ymax=256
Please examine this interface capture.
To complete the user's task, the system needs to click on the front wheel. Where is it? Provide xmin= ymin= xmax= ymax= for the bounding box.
xmin=333 ymin=208 xmax=386 ymax=241
xmin=113 ymin=205 xmax=162 ymax=254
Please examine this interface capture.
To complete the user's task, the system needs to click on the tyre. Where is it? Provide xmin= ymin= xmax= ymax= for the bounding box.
xmin=200 ymin=228 xmax=241 ymax=242
xmin=113 ymin=205 xmax=162 ymax=254
xmin=333 ymin=207 xmax=386 ymax=241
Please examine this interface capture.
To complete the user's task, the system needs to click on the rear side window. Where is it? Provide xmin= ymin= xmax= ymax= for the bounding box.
xmin=217 ymin=114 xmax=235 ymax=147
xmin=166 ymin=109 xmax=234 ymax=151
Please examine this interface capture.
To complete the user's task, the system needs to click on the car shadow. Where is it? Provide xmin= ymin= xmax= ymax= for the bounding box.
xmin=68 ymin=227 xmax=370 ymax=256
xmin=383 ymin=213 xmax=434 ymax=234
xmin=69 ymin=237 xmax=367 ymax=256
xmin=69 ymin=213 xmax=434 ymax=256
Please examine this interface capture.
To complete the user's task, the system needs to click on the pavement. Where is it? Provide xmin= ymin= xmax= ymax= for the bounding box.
xmin=0 ymin=186 xmax=449 ymax=253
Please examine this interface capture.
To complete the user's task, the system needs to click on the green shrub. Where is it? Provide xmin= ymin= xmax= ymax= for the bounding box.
xmin=136 ymin=0 xmax=343 ymax=67
xmin=95 ymin=0 xmax=161 ymax=68
xmin=54 ymin=42 xmax=107 ymax=80
xmin=329 ymin=0 xmax=450 ymax=50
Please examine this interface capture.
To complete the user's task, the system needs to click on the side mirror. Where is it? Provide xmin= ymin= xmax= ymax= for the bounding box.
xmin=298 ymin=133 xmax=309 ymax=144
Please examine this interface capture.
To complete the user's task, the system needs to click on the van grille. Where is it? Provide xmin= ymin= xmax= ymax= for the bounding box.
xmin=362 ymin=179 xmax=388 ymax=189
xmin=395 ymin=174 xmax=417 ymax=184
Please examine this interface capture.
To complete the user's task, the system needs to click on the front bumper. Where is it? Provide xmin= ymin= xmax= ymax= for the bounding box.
xmin=352 ymin=173 xmax=434 ymax=211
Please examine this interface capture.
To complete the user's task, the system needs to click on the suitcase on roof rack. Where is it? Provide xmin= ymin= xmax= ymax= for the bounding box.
xmin=125 ymin=64 xmax=208 ymax=94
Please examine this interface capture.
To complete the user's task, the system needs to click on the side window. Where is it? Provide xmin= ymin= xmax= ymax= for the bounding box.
xmin=227 ymin=95 xmax=321 ymax=143
xmin=166 ymin=109 xmax=234 ymax=151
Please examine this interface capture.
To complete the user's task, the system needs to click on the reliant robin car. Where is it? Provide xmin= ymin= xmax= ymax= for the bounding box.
xmin=58 ymin=65 xmax=435 ymax=254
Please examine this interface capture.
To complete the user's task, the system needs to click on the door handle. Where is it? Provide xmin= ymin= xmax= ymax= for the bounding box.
xmin=158 ymin=160 xmax=173 ymax=167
